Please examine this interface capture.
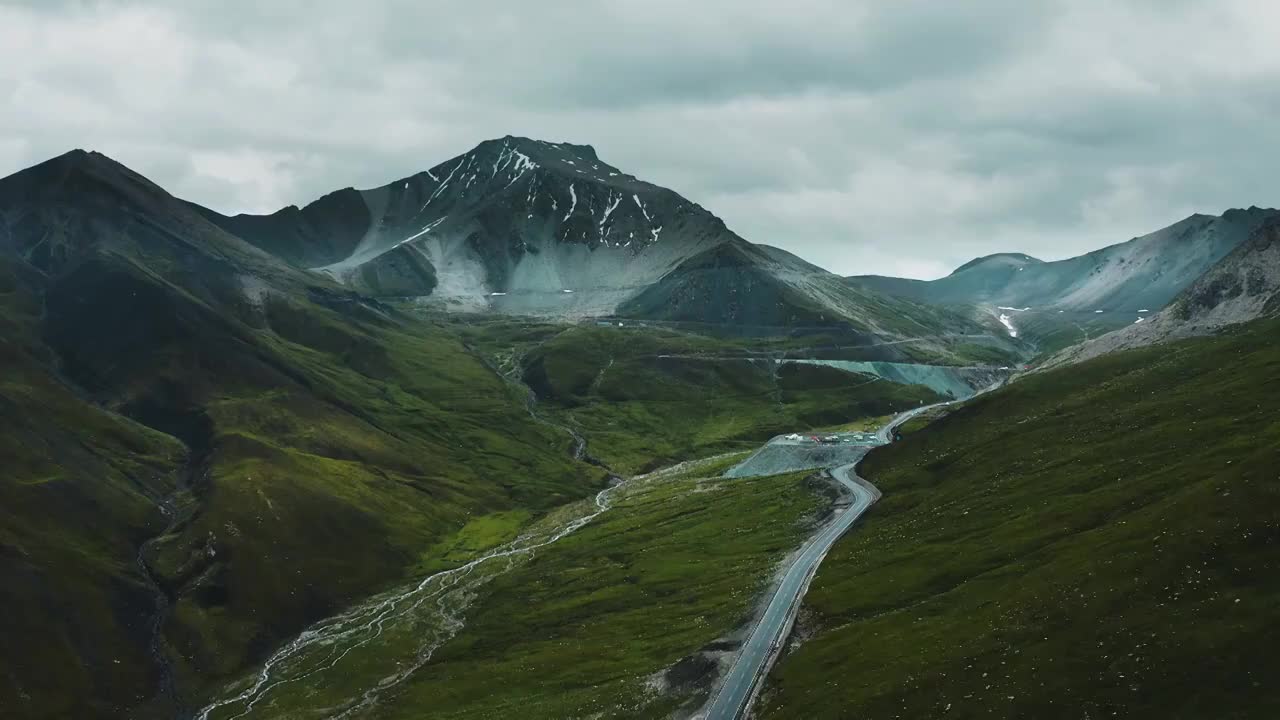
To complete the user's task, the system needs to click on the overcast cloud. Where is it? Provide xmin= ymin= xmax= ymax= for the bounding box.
xmin=3 ymin=0 xmax=1279 ymax=278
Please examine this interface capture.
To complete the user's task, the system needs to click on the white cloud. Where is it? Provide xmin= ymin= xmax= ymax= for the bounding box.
xmin=187 ymin=149 xmax=312 ymax=214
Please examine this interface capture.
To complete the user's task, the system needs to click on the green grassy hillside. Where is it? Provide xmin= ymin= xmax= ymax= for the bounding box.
xmin=0 ymin=251 xmax=602 ymax=718
xmin=516 ymin=325 xmax=944 ymax=473
xmin=198 ymin=454 xmax=835 ymax=719
xmin=1011 ymin=310 xmax=1134 ymax=358
xmin=761 ymin=316 xmax=1280 ymax=719
xmin=148 ymin=297 xmax=602 ymax=701
xmin=1 ymin=258 xmax=187 ymax=717
xmin=391 ymin=464 xmax=828 ymax=719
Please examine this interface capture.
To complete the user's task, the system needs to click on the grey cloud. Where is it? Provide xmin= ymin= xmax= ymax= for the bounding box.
xmin=1 ymin=0 xmax=1278 ymax=278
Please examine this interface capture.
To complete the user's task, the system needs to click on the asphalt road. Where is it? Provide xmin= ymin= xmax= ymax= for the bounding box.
xmin=701 ymin=401 xmax=961 ymax=720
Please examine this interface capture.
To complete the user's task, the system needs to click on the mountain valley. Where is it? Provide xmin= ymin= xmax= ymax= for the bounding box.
xmin=2 ymin=137 xmax=1279 ymax=720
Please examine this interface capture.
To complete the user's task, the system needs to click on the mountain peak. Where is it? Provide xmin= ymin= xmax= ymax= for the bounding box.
xmin=1 ymin=145 xmax=315 ymax=286
xmin=1221 ymin=205 xmax=1276 ymax=222
xmin=447 ymin=136 xmax=614 ymax=184
xmin=488 ymin=135 xmax=599 ymax=162
xmin=23 ymin=148 xmax=112 ymax=174
xmin=1 ymin=147 xmax=168 ymax=211
xmin=46 ymin=148 xmax=136 ymax=174
xmin=949 ymin=253 xmax=1043 ymax=276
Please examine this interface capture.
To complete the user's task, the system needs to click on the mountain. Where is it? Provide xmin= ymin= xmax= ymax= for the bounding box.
xmin=193 ymin=136 xmax=732 ymax=313
xmin=1 ymin=149 xmax=315 ymax=292
xmin=850 ymin=208 xmax=1279 ymax=313
xmin=0 ymin=145 xmax=1008 ymax=718
xmin=194 ymin=136 xmax=993 ymax=337
xmin=949 ymin=252 xmax=1043 ymax=276
xmin=617 ymin=241 xmax=832 ymax=326
xmin=1169 ymin=216 xmax=1280 ymax=324
xmin=617 ymin=241 xmax=988 ymax=337
xmin=1040 ymin=216 xmax=1280 ymax=369
xmin=0 ymin=149 xmax=601 ymax=717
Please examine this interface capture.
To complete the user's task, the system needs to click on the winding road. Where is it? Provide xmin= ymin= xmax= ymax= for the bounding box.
xmin=701 ymin=400 xmax=959 ymax=720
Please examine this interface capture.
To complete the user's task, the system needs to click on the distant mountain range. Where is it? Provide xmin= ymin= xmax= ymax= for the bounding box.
xmin=850 ymin=207 xmax=1278 ymax=313
xmin=4 ymin=139 xmax=1273 ymax=348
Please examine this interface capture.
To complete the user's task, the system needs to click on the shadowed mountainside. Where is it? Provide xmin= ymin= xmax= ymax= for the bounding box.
xmin=0 ymin=149 xmax=603 ymax=718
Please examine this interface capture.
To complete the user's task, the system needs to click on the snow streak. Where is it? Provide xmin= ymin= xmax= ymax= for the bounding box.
xmin=395 ymin=216 xmax=448 ymax=248
xmin=600 ymin=192 xmax=622 ymax=228
xmin=564 ymin=184 xmax=577 ymax=222
xmin=419 ymin=156 xmax=466 ymax=212
xmin=632 ymin=194 xmax=652 ymax=223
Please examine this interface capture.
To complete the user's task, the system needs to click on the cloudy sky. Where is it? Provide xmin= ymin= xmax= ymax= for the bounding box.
xmin=3 ymin=1 xmax=1279 ymax=278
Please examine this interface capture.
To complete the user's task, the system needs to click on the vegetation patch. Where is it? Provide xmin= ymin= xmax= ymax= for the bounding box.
xmin=761 ymin=316 xmax=1280 ymax=719
xmin=511 ymin=325 xmax=944 ymax=474
xmin=413 ymin=510 xmax=535 ymax=575
xmin=370 ymin=466 xmax=831 ymax=719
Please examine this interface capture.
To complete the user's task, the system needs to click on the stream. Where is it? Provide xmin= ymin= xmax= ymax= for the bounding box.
xmin=192 ymin=479 xmax=628 ymax=720
xmin=192 ymin=345 xmax=621 ymax=719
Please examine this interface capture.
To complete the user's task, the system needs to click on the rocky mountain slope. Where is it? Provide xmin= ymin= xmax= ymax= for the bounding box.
xmin=195 ymin=136 xmax=992 ymax=336
xmin=851 ymin=208 xmax=1278 ymax=313
xmin=616 ymin=240 xmax=984 ymax=336
xmin=1040 ymin=216 xmax=1280 ymax=369
xmin=195 ymin=136 xmax=713 ymax=311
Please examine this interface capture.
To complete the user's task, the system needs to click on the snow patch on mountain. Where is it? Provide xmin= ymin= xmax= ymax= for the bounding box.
xmin=565 ymin=184 xmax=577 ymax=221
xmin=998 ymin=313 xmax=1018 ymax=338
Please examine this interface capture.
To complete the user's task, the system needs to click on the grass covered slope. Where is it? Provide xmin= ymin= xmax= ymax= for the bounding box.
xmin=192 ymin=457 xmax=832 ymax=719
xmin=761 ymin=317 xmax=1280 ymax=719
xmin=1 ymin=254 xmax=600 ymax=718
xmin=518 ymin=325 xmax=943 ymax=474
xmin=0 ymin=355 xmax=183 ymax=718
xmin=1007 ymin=309 xmax=1134 ymax=358
xmin=371 ymin=461 xmax=834 ymax=720
xmin=1 ymin=258 xmax=187 ymax=718
xmin=148 ymin=299 xmax=602 ymax=698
